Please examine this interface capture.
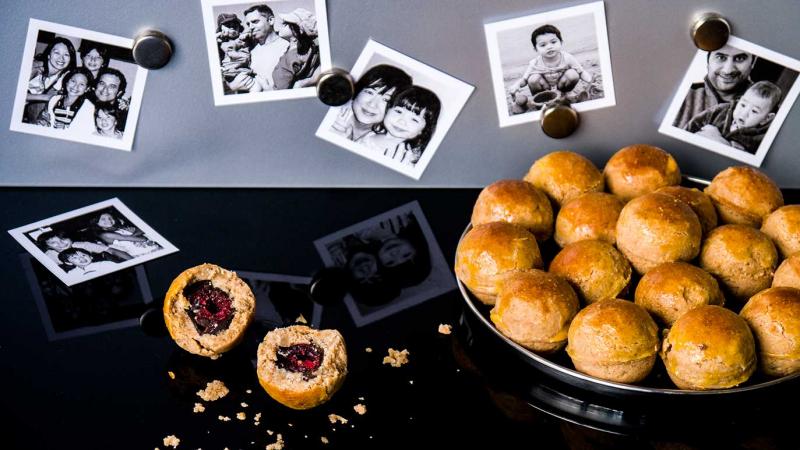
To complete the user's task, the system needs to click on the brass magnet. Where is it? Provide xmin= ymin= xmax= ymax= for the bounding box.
xmin=316 ymin=68 xmax=355 ymax=106
xmin=132 ymin=29 xmax=173 ymax=70
xmin=691 ymin=12 xmax=731 ymax=52
xmin=541 ymin=101 xmax=579 ymax=139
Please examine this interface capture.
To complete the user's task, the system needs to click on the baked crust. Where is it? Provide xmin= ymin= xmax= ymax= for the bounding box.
xmin=471 ymin=179 xmax=553 ymax=241
xmin=256 ymin=325 xmax=347 ymax=410
xmin=773 ymin=255 xmax=800 ymax=290
xmin=523 ymin=151 xmax=604 ymax=207
xmin=554 ymin=192 xmax=624 ymax=247
xmin=740 ymin=287 xmax=800 ymax=377
xmin=549 ymin=240 xmax=631 ymax=305
xmin=761 ymin=205 xmax=800 ymax=258
xmin=603 ymin=144 xmax=681 ymax=202
xmin=655 ymin=186 xmax=718 ymax=235
xmin=163 ymin=263 xmax=255 ymax=359
xmin=635 ymin=262 xmax=724 ymax=326
xmin=705 ymin=166 xmax=783 ymax=228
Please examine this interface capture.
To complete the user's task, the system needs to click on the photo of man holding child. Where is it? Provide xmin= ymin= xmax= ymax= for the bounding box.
xmin=660 ymin=36 xmax=800 ymax=167
xmin=201 ymin=0 xmax=331 ymax=105
xmin=10 ymin=19 xmax=147 ymax=151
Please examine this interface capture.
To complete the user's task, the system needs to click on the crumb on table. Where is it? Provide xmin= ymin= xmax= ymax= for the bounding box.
xmin=196 ymin=380 xmax=229 ymax=401
xmin=383 ymin=348 xmax=410 ymax=367
xmin=162 ymin=435 xmax=180 ymax=448
xmin=193 ymin=403 xmax=205 ymax=413
xmin=438 ymin=324 xmax=452 ymax=335
xmin=167 ymin=371 xmax=176 ymax=380
xmin=328 ymin=414 xmax=348 ymax=424
xmin=237 ymin=412 xmax=246 ymax=421
xmin=321 ymin=436 xmax=329 ymax=444
xmin=295 ymin=314 xmax=307 ymax=324
xmin=365 ymin=347 xmax=372 ymax=353
xmin=265 ymin=433 xmax=284 ymax=450
xmin=354 ymin=404 xmax=366 ymax=415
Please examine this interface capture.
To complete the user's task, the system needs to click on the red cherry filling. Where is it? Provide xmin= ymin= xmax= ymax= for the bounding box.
xmin=275 ymin=343 xmax=324 ymax=380
xmin=184 ymin=281 xmax=235 ymax=335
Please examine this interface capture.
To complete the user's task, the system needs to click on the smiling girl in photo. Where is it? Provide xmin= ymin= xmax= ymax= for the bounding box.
xmin=43 ymin=67 xmax=95 ymax=129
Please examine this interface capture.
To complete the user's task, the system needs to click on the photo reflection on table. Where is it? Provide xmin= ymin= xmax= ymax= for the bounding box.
xmin=20 ymin=253 xmax=153 ymax=341
xmin=236 ymin=271 xmax=321 ymax=330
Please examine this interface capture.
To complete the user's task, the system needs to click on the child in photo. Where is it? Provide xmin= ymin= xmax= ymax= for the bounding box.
xmin=507 ymin=24 xmax=593 ymax=107
xmin=36 ymin=229 xmax=129 ymax=265
xmin=359 ymin=86 xmax=441 ymax=166
xmin=59 ymin=248 xmax=119 ymax=276
xmin=216 ymin=13 xmax=255 ymax=91
xmin=685 ymin=80 xmax=782 ymax=154
xmin=272 ymin=8 xmax=321 ymax=90
xmin=25 ymin=37 xmax=77 ymax=123
xmin=42 ymin=67 xmax=96 ymax=130
xmin=92 ymin=104 xmax=124 ymax=139
xmin=91 ymin=211 xmax=162 ymax=257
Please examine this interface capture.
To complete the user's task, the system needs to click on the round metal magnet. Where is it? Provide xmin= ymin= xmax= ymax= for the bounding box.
xmin=540 ymin=101 xmax=579 ymax=139
xmin=316 ymin=68 xmax=355 ymax=106
xmin=691 ymin=12 xmax=731 ymax=51
xmin=132 ymin=29 xmax=173 ymax=69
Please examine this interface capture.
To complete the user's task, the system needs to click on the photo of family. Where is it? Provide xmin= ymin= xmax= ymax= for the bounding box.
xmin=235 ymin=271 xmax=322 ymax=329
xmin=484 ymin=1 xmax=615 ymax=127
xmin=314 ymin=201 xmax=454 ymax=327
xmin=21 ymin=254 xmax=153 ymax=341
xmin=201 ymin=0 xmax=331 ymax=106
xmin=10 ymin=19 xmax=147 ymax=151
xmin=8 ymin=198 xmax=178 ymax=287
xmin=316 ymin=39 xmax=474 ymax=180
xmin=659 ymin=36 xmax=800 ymax=166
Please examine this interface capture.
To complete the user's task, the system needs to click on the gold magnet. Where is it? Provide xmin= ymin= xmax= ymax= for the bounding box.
xmin=541 ymin=102 xmax=579 ymax=139
xmin=691 ymin=12 xmax=731 ymax=51
xmin=316 ymin=68 xmax=355 ymax=106
xmin=132 ymin=29 xmax=173 ymax=70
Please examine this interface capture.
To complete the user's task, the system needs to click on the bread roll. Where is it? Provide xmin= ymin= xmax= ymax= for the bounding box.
xmin=566 ymin=299 xmax=659 ymax=383
xmin=163 ymin=264 xmax=255 ymax=359
xmin=705 ymin=166 xmax=783 ymax=228
xmin=455 ymin=222 xmax=543 ymax=305
xmin=761 ymin=205 xmax=800 ymax=258
xmin=549 ymin=240 xmax=632 ymax=305
xmin=523 ymin=151 xmax=604 ymax=207
xmin=655 ymin=185 xmax=718 ymax=235
xmin=773 ymin=255 xmax=800 ymax=290
xmin=616 ymin=193 xmax=702 ymax=274
xmin=699 ymin=225 xmax=778 ymax=301
xmin=490 ymin=269 xmax=579 ymax=353
xmin=471 ymin=179 xmax=553 ymax=241
xmin=634 ymin=262 xmax=724 ymax=326
xmin=662 ymin=305 xmax=756 ymax=390
xmin=740 ymin=287 xmax=800 ymax=377
xmin=257 ymin=325 xmax=347 ymax=410
xmin=554 ymin=192 xmax=624 ymax=247
xmin=603 ymin=144 xmax=681 ymax=202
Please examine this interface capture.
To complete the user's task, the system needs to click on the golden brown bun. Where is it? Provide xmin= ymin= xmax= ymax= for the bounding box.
xmin=523 ymin=151 xmax=604 ymax=207
xmin=256 ymin=325 xmax=347 ymax=410
xmin=163 ymin=264 xmax=255 ymax=359
xmin=554 ymin=192 xmax=624 ymax=247
xmin=761 ymin=205 xmax=800 ymax=258
xmin=471 ymin=179 xmax=553 ymax=241
xmin=705 ymin=166 xmax=783 ymax=228
xmin=634 ymin=262 xmax=724 ymax=326
xmin=740 ymin=287 xmax=800 ymax=377
xmin=566 ymin=298 xmax=659 ymax=383
xmin=655 ymin=186 xmax=718 ymax=235
xmin=603 ymin=144 xmax=681 ymax=202
xmin=490 ymin=269 xmax=579 ymax=353
xmin=616 ymin=193 xmax=702 ymax=274
xmin=549 ymin=240 xmax=632 ymax=305
xmin=455 ymin=222 xmax=543 ymax=305
xmin=662 ymin=305 xmax=756 ymax=390
xmin=699 ymin=225 xmax=778 ymax=301
xmin=773 ymin=255 xmax=800 ymax=289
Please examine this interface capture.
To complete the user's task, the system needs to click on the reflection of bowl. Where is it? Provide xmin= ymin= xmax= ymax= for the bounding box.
xmin=531 ymin=90 xmax=561 ymax=108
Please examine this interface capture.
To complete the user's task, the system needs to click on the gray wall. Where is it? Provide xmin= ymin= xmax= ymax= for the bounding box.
xmin=1 ymin=0 xmax=798 ymax=187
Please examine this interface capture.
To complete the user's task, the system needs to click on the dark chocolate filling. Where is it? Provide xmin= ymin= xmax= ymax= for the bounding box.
xmin=275 ymin=342 xmax=324 ymax=380
xmin=184 ymin=281 xmax=235 ymax=335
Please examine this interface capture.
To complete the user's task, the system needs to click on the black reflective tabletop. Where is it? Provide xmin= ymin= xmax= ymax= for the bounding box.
xmin=1 ymin=188 xmax=797 ymax=450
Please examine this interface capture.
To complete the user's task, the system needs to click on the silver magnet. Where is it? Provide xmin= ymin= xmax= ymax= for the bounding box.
xmin=691 ymin=12 xmax=731 ymax=52
xmin=132 ymin=29 xmax=173 ymax=70
xmin=316 ymin=68 xmax=355 ymax=106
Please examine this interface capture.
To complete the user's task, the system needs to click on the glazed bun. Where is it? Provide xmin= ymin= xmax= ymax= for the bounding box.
xmin=616 ymin=193 xmax=702 ymax=274
xmin=490 ymin=269 xmax=579 ymax=353
xmin=163 ymin=264 xmax=255 ymax=359
xmin=634 ymin=262 xmax=724 ymax=326
xmin=662 ymin=305 xmax=756 ymax=390
xmin=554 ymin=192 xmax=624 ymax=247
xmin=655 ymin=186 xmax=718 ymax=235
xmin=523 ymin=151 xmax=604 ymax=207
xmin=740 ymin=287 xmax=800 ymax=377
xmin=603 ymin=144 xmax=681 ymax=202
xmin=566 ymin=299 xmax=659 ymax=383
xmin=455 ymin=222 xmax=543 ymax=305
xmin=773 ymin=255 xmax=800 ymax=290
xmin=699 ymin=225 xmax=778 ymax=301
xmin=471 ymin=179 xmax=553 ymax=241
xmin=761 ymin=205 xmax=800 ymax=258
xmin=549 ymin=240 xmax=632 ymax=305
xmin=257 ymin=325 xmax=347 ymax=410
xmin=705 ymin=166 xmax=783 ymax=228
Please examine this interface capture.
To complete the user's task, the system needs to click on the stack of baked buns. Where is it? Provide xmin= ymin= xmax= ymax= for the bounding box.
xmin=456 ymin=145 xmax=800 ymax=390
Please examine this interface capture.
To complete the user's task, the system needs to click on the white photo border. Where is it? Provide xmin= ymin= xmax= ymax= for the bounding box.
xmin=9 ymin=18 xmax=148 ymax=152
xmin=200 ymin=0 xmax=332 ymax=106
xmin=658 ymin=36 xmax=800 ymax=167
xmin=484 ymin=1 xmax=616 ymax=127
xmin=315 ymin=39 xmax=475 ymax=181
xmin=234 ymin=271 xmax=322 ymax=328
xmin=8 ymin=198 xmax=179 ymax=287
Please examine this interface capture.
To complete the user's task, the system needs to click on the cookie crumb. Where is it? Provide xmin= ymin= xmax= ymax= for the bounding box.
xmin=358 ymin=396 xmax=365 ymax=401
xmin=365 ymin=347 xmax=372 ymax=353
xmin=163 ymin=435 xmax=180 ymax=448
xmin=383 ymin=348 xmax=410 ymax=367
xmin=218 ymin=415 xmax=231 ymax=422
xmin=321 ymin=436 xmax=329 ymax=445
xmin=438 ymin=324 xmax=452 ymax=335
xmin=288 ymin=423 xmax=293 ymax=427
xmin=237 ymin=412 xmax=246 ymax=421
xmin=267 ymin=430 xmax=274 ymax=436
xmin=295 ymin=314 xmax=307 ymax=324
xmin=354 ymin=404 xmax=367 ymax=415
xmin=254 ymin=412 xmax=262 ymax=425
xmin=409 ymin=380 xmax=414 ymax=385
xmin=328 ymin=414 xmax=348 ymax=424
xmin=246 ymin=389 xmax=252 ymax=394
xmin=197 ymin=380 xmax=229 ymax=401
xmin=167 ymin=371 xmax=176 ymax=380
xmin=193 ymin=403 xmax=205 ymax=413
xmin=265 ymin=433 xmax=284 ymax=450
xmin=241 ymin=402 xmax=249 ymax=408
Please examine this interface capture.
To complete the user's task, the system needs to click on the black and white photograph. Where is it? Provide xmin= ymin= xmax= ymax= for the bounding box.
xmin=659 ymin=36 xmax=800 ymax=167
xmin=314 ymin=201 xmax=455 ymax=327
xmin=21 ymin=253 xmax=153 ymax=341
xmin=9 ymin=19 xmax=148 ymax=151
xmin=201 ymin=0 xmax=331 ymax=106
xmin=315 ymin=39 xmax=474 ymax=180
xmin=235 ymin=271 xmax=322 ymax=329
xmin=8 ymin=198 xmax=178 ymax=287
xmin=484 ymin=1 xmax=615 ymax=127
